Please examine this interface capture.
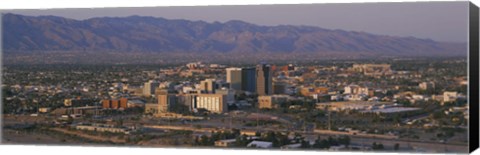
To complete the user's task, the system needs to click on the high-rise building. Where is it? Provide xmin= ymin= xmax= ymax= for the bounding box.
xmin=241 ymin=67 xmax=256 ymax=93
xmin=200 ymin=79 xmax=216 ymax=93
xmin=143 ymin=80 xmax=160 ymax=97
xmin=256 ymin=64 xmax=273 ymax=95
xmin=226 ymin=68 xmax=242 ymax=90
xmin=158 ymin=94 xmax=177 ymax=113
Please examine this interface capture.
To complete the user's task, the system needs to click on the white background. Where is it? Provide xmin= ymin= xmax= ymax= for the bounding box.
xmin=0 ymin=0 xmax=479 ymax=155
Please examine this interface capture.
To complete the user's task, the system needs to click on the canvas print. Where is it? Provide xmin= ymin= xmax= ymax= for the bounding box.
xmin=1 ymin=1 xmax=476 ymax=154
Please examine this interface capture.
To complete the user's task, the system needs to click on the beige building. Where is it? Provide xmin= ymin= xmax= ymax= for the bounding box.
xmin=64 ymin=99 xmax=72 ymax=106
xmin=443 ymin=91 xmax=458 ymax=102
xmin=419 ymin=82 xmax=435 ymax=90
xmin=256 ymin=64 xmax=273 ymax=95
xmin=143 ymin=80 xmax=160 ymax=96
xmin=38 ymin=107 xmax=51 ymax=113
xmin=200 ymin=79 xmax=216 ymax=93
xmin=352 ymin=64 xmax=392 ymax=76
xmin=145 ymin=103 xmax=159 ymax=114
xmin=194 ymin=94 xmax=228 ymax=113
xmin=214 ymin=139 xmax=237 ymax=147
xmin=226 ymin=68 xmax=242 ymax=90
xmin=258 ymin=95 xmax=288 ymax=109
xmin=158 ymin=94 xmax=177 ymax=113
xmin=344 ymin=85 xmax=369 ymax=95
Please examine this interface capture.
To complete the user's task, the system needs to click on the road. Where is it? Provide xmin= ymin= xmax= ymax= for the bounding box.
xmin=303 ymin=133 xmax=468 ymax=153
xmin=144 ymin=124 xmax=468 ymax=153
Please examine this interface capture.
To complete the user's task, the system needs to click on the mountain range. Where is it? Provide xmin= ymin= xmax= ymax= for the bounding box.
xmin=2 ymin=13 xmax=467 ymax=57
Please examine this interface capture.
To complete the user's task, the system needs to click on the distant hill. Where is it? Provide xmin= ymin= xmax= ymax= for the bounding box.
xmin=2 ymin=13 xmax=466 ymax=57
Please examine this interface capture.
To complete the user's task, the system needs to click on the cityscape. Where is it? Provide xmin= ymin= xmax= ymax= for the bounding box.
xmin=0 ymin=2 xmax=472 ymax=154
xmin=2 ymin=58 xmax=469 ymax=153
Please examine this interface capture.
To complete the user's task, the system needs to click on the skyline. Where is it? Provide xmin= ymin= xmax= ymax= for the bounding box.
xmin=2 ymin=1 xmax=469 ymax=43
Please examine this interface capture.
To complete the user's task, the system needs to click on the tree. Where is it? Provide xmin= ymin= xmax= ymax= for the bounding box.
xmin=327 ymin=136 xmax=338 ymax=146
xmin=372 ymin=142 xmax=384 ymax=150
xmin=338 ymin=135 xmax=351 ymax=148
xmin=255 ymin=131 xmax=261 ymax=137
xmin=301 ymin=139 xmax=310 ymax=148
xmin=200 ymin=135 xmax=210 ymax=146
xmin=278 ymin=134 xmax=290 ymax=146
xmin=171 ymin=103 xmax=191 ymax=115
xmin=235 ymin=134 xmax=249 ymax=147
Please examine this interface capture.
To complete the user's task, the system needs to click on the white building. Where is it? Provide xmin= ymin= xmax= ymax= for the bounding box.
xmin=247 ymin=141 xmax=273 ymax=148
xmin=194 ymin=94 xmax=228 ymax=113
xmin=182 ymin=86 xmax=196 ymax=93
xmin=199 ymin=79 xmax=216 ymax=94
xmin=143 ymin=80 xmax=160 ymax=96
xmin=344 ymin=85 xmax=369 ymax=95
xmin=281 ymin=143 xmax=302 ymax=149
xmin=412 ymin=95 xmax=426 ymax=101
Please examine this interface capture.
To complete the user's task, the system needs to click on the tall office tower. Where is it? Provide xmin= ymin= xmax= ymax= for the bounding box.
xmin=158 ymin=94 xmax=177 ymax=113
xmin=143 ymin=80 xmax=160 ymax=97
xmin=256 ymin=64 xmax=273 ymax=95
xmin=241 ymin=67 xmax=256 ymax=93
xmin=200 ymin=79 xmax=216 ymax=93
xmin=226 ymin=68 xmax=242 ymax=90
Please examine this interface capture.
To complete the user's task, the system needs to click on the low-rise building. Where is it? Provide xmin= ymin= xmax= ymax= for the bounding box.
xmin=344 ymin=85 xmax=369 ymax=95
xmin=145 ymin=103 xmax=159 ymax=114
xmin=281 ymin=143 xmax=301 ymax=149
xmin=443 ymin=91 xmax=458 ymax=102
xmin=214 ymin=139 xmax=237 ymax=147
xmin=351 ymin=64 xmax=392 ymax=76
xmin=258 ymin=95 xmax=288 ymax=109
xmin=38 ymin=107 xmax=51 ymax=113
xmin=102 ymin=98 xmax=128 ymax=109
xmin=300 ymin=86 xmax=329 ymax=96
xmin=419 ymin=82 xmax=435 ymax=90
xmin=127 ymin=99 xmax=146 ymax=108
xmin=194 ymin=94 xmax=228 ymax=113
xmin=74 ymin=124 xmax=132 ymax=134
xmin=247 ymin=141 xmax=273 ymax=148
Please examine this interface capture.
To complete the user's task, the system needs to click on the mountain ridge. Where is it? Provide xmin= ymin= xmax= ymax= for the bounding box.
xmin=2 ymin=13 xmax=466 ymax=56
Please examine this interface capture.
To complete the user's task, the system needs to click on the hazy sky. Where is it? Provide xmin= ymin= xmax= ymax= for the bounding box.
xmin=3 ymin=1 xmax=469 ymax=42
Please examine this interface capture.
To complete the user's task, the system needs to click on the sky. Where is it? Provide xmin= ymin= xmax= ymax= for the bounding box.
xmin=3 ymin=1 xmax=470 ymax=42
